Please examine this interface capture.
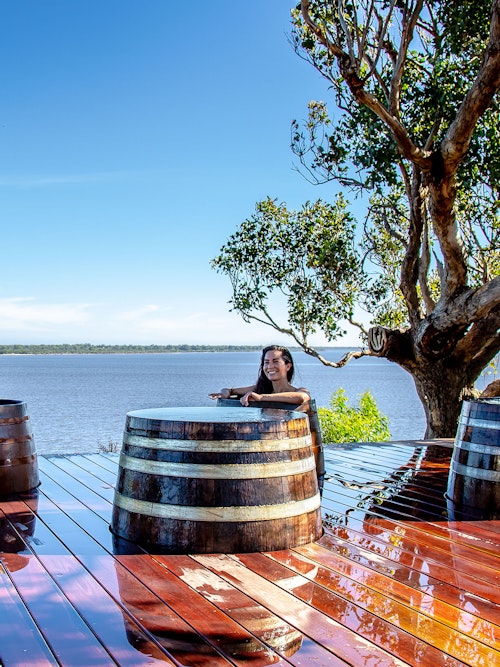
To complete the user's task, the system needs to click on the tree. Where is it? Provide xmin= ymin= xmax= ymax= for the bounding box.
xmin=212 ymin=0 xmax=500 ymax=438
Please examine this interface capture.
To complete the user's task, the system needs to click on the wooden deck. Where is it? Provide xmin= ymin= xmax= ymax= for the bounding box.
xmin=1 ymin=438 xmax=500 ymax=666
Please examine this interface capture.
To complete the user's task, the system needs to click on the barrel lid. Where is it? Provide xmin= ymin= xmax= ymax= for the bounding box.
xmin=125 ymin=406 xmax=309 ymax=440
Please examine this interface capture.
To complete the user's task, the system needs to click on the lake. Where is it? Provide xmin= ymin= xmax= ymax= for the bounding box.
xmin=0 ymin=349 xmax=427 ymax=454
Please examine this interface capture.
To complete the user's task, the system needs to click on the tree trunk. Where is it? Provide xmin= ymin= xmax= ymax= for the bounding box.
xmin=368 ymin=325 xmax=486 ymax=438
xmin=410 ymin=363 xmax=468 ymax=438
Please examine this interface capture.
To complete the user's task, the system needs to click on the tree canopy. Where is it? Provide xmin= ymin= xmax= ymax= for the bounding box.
xmin=212 ymin=0 xmax=500 ymax=437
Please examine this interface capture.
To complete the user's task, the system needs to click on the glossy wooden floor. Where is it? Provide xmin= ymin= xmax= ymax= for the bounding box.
xmin=1 ymin=438 xmax=500 ymax=666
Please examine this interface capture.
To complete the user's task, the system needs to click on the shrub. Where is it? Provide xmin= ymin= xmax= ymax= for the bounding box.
xmin=318 ymin=389 xmax=391 ymax=444
xmin=97 ymin=439 xmax=120 ymax=453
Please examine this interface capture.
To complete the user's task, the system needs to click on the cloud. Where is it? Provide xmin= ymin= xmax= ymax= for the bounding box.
xmin=118 ymin=304 xmax=164 ymax=321
xmin=114 ymin=303 xmax=253 ymax=338
xmin=0 ymin=297 xmax=338 ymax=346
xmin=117 ymin=306 xmax=219 ymax=332
xmin=0 ymin=169 xmax=169 ymax=188
xmin=0 ymin=297 xmax=92 ymax=331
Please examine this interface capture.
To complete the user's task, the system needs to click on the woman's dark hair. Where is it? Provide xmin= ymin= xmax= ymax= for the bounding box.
xmin=255 ymin=345 xmax=295 ymax=394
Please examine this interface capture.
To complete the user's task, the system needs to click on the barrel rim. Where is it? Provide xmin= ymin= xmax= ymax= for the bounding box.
xmin=0 ymin=400 xmax=29 ymax=420
xmin=0 ymin=399 xmax=25 ymax=406
xmin=126 ymin=406 xmax=307 ymax=423
xmin=125 ymin=406 xmax=311 ymax=440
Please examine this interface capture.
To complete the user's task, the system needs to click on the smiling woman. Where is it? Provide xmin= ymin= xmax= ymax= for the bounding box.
xmin=209 ymin=345 xmax=326 ymax=489
xmin=209 ymin=344 xmax=310 ymax=407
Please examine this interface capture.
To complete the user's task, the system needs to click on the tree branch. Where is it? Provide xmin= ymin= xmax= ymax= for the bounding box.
xmin=436 ymin=275 xmax=500 ymax=326
xmin=389 ymin=0 xmax=424 ymax=117
xmin=300 ymin=0 xmax=433 ymax=169
xmin=418 ymin=216 xmax=436 ymax=314
xmin=302 ymin=345 xmax=370 ymax=367
xmin=365 ymin=0 xmax=397 ymax=84
xmin=399 ymin=168 xmax=425 ymax=322
xmin=368 ymin=325 xmax=415 ymax=366
xmin=456 ymin=312 xmax=500 ymax=357
xmin=347 ymin=315 xmax=370 ymax=336
xmin=416 ymin=276 xmax=500 ymax=357
xmin=427 ymin=1 xmax=500 ymax=297
xmin=454 ymin=315 xmax=500 ymax=380
xmin=441 ymin=0 xmax=500 ymax=171
xmin=238 ymin=303 xmax=370 ymax=368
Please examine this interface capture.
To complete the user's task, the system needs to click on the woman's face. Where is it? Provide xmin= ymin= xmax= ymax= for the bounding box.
xmin=263 ymin=350 xmax=291 ymax=382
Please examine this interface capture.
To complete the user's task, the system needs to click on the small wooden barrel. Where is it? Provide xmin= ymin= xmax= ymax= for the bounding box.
xmin=217 ymin=397 xmax=326 ymax=489
xmin=446 ymin=398 xmax=500 ymax=517
xmin=0 ymin=399 xmax=39 ymax=496
xmin=111 ymin=407 xmax=322 ymax=553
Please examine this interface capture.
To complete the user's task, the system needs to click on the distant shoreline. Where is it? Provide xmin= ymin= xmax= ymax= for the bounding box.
xmin=0 ymin=344 xmax=343 ymax=355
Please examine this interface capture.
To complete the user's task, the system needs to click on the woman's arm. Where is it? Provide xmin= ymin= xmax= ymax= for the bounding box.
xmin=240 ymin=388 xmax=310 ymax=406
xmin=208 ymin=385 xmax=255 ymax=400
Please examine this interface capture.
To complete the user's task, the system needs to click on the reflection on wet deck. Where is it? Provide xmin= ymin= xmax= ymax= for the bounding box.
xmin=1 ymin=439 xmax=500 ymax=666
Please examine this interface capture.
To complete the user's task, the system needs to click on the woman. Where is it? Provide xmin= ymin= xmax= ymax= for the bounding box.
xmin=209 ymin=345 xmax=310 ymax=407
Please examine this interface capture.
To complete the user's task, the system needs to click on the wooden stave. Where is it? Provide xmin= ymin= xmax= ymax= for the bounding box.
xmin=111 ymin=506 xmax=322 ymax=554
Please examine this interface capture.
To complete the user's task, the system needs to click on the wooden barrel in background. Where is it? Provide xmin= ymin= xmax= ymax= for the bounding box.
xmin=447 ymin=398 xmax=500 ymax=518
xmin=111 ymin=407 xmax=322 ymax=553
xmin=217 ymin=397 xmax=326 ymax=490
xmin=0 ymin=399 xmax=39 ymax=496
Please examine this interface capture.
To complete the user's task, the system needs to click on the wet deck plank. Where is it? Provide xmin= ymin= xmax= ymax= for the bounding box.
xmin=1 ymin=438 xmax=500 ymax=666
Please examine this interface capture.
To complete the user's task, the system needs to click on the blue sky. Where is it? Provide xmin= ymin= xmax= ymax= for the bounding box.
xmin=0 ymin=1 xmax=360 ymax=346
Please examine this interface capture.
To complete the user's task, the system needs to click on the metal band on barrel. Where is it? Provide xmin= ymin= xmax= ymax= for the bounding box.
xmin=0 ymin=417 xmax=29 ymax=425
xmin=450 ymin=459 xmax=500 ymax=482
xmin=118 ymin=451 xmax=316 ymax=479
xmin=0 ymin=453 xmax=36 ymax=467
xmin=123 ymin=432 xmax=312 ymax=452
xmin=457 ymin=416 xmax=500 ymax=431
xmin=113 ymin=490 xmax=321 ymax=522
xmin=452 ymin=438 xmax=500 ymax=456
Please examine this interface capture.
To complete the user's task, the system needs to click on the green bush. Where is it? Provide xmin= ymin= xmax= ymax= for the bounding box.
xmin=318 ymin=389 xmax=391 ymax=444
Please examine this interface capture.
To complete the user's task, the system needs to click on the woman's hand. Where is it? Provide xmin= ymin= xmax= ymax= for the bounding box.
xmin=240 ymin=391 xmax=262 ymax=406
xmin=208 ymin=388 xmax=232 ymax=400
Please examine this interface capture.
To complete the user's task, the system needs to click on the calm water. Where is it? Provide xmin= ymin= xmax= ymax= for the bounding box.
xmin=0 ymin=349 xmax=427 ymax=454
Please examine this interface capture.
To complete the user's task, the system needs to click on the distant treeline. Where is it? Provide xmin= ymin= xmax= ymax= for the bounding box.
xmin=0 ymin=344 xmax=264 ymax=355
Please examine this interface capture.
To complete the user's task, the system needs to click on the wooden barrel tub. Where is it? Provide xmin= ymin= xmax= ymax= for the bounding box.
xmin=446 ymin=397 xmax=500 ymax=519
xmin=110 ymin=407 xmax=322 ymax=553
xmin=217 ymin=397 xmax=326 ymax=490
xmin=0 ymin=399 xmax=39 ymax=496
